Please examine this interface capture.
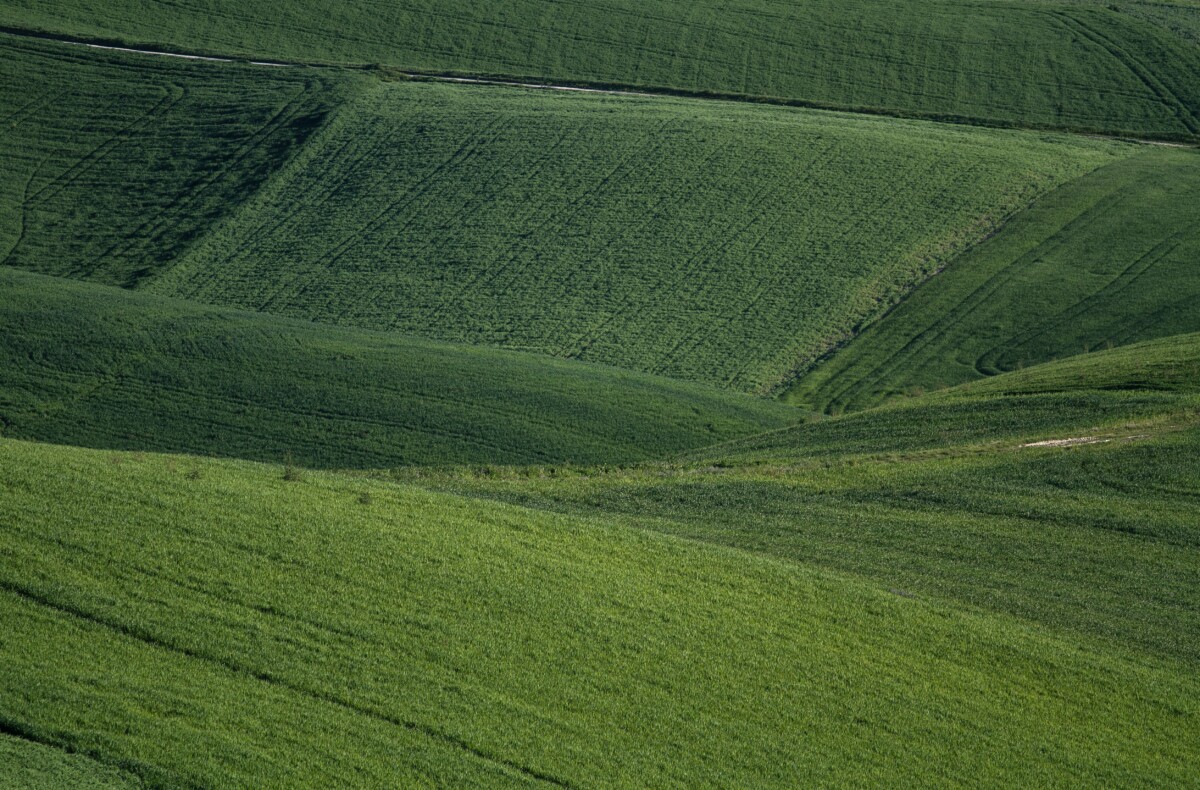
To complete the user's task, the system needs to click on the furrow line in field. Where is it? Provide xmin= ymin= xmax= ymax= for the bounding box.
xmin=0 ymin=581 xmax=574 ymax=788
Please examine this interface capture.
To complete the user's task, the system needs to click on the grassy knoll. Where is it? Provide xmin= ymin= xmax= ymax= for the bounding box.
xmin=404 ymin=335 xmax=1200 ymax=664
xmin=4 ymin=1 xmax=1200 ymax=139
xmin=147 ymin=79 xmax=1123 ymax=392
xmin=789 ymin=147 xmax=1200 ymax=412
xmin=0 ymin=438 xmax=1196 ymax=786
xmin=0 ymin=269 xmax=796 ymax=468
xmin=0 ymin=35 xmax=358 ymax=287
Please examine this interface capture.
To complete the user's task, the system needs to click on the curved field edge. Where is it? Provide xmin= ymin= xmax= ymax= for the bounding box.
xmin=0 ymin=438 xmax=1196 ymax=786
xmin=2 ymin=1 xmax=1200 ymax=140
xmin=0 ymin=34 xmax=364 ymax=287
xmin=405 ymin=335 xmax=1200 ymax=664
xmin=145 ymin=76 xmax=1127 ymax=392
xmin=0 ymin=269 xmax=798 ymax=468
xmin=787 ymin=146 xmax=1200 ymax=413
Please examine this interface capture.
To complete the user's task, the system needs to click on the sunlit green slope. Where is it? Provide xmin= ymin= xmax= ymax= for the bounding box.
xmin=0 ymin=269 xmax=796 ymax=468
xmin=3 ymin=0 xmax=1200 ymax=139
xmin=413 ymin=334 xmax=1200 ymax=664
xmin=146 ymin=78 xmax=1123 ymax=391
xmin=0 ymin=438 xmax=1195 ymax=786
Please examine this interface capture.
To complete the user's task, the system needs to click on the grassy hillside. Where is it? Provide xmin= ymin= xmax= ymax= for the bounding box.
xmin=146 ymin=78 xmax=1123 ymax=391
xmin=409 ymin=335 xmax=1200 ymax=664
xmin=0 ymin=735 xmax=139 ymax=789
xmin=0 ymin=35 xmax=358 ymax=287
xmin=789 ymin=147 xmax=1200 ymax=412
xmin=4 ymin=1 xmax=1200 ymax=139
xmin=0 ymin=438 xmax=1196 ymax=786
xmin=0 ymin=269 xmax=796 ymax=468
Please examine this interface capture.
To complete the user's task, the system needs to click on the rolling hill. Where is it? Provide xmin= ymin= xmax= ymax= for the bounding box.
xmin=3 ymin=1 xmax=1200 ymax=785
xmin=0 ymin=437 xmax=1195 ymax=786
xmin=4 ymin=36 xmax=1132 ymax=392
xmin=145 ymin=77 xmax=1124 ymax=391
xmin=0 ymin=269 xmax=797 ymax=468
xmin=788 ymin=146 xmax=1200 ymax=412
xmin=412 ymin=335 xmax=1200 ymax=664
xmin=3 ymin=0 xmax=1200 ymax=139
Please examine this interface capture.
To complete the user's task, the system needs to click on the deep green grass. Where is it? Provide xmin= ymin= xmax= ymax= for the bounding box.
xmin=146 ymin=78 xmax=1122 ymax=391
xmin=0 ymin=269 xmax=796 ymax=468
xmin=406 ymin=336 xmax=1200 ymax=664
xmin=0 ymin=438 xmax=1196 ymax=786
xmin=4 ymin=0 xmax=1200 ymax=139
xmin=0 ymin=735 xmax=139 ymax=789
xmin=789 ymin=147 xmax=1200 ymax=412
xmin=0 ymin=35 xmax=359 ymax=287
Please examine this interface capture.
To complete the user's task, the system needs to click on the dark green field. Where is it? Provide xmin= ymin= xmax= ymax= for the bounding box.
xmin=4 ymin=0 xmax=1200 ymax=139
xmin=2 ymin=1 xmax=1198 ymax=786
xmin=0 ymin=35 xmax=358 ymax=286
xmin=0 ymin=269 xmax=795 ymax=468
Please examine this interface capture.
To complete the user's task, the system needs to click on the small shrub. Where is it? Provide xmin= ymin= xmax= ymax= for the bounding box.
xmin=358 ymin=491 xmax=373 ymax=506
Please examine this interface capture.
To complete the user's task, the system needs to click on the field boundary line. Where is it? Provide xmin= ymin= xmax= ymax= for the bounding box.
xmin=3 ymin=27 xmax=1198 ymax=147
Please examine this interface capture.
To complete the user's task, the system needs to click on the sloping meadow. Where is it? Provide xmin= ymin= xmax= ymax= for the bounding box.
xmin=149 ymin=79 xmax=1127 ymax=391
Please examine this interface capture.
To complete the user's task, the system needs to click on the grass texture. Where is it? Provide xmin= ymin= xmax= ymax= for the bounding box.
xmin=0 ymin=35 xmax=358 ymax=287
xmin=3 ymin=1 xmax=1200 ymax=139
xmin=147 ymin=78 xmax=1122 ymax=391
xmin=0 ymin=269 xmax=797 ymax=468
xmin=789 ymin=147 xmax=1200 ymax=412
xmin=0 ymin=734 xmax=140 ymax=789
xmin=0 ymin=438 xmax=1196 ymax=786
xmin=405 ymin=335 xmax=1200 ymax=665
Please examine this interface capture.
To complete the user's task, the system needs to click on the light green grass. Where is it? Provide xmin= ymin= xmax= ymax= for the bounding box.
xmin=146 ymin=77 xmax=1123 ymax=391
xmin=3 ymin=0 xmax=1200 ymax=139
xmin=789 ymin=147 xmax=1200 ymax=412
xmin=0 ymin=35 xmax=360 ymax=287
xmin=0 ymin=438 xmax=1196 ymax=786
xmin=0 ymin=269 xmax=796 ymax=468
xmin=404 ymin=335 xmax=1200 ymax=664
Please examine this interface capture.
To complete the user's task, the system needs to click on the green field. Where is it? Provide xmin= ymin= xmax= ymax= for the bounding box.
xmin=789 ymin=146 xmax=1200 ymax=412
xmin=0 ymin=269 xmax=796 ymax=468
xmin=4 ymin=1 xmax=1200 ymax=785
xmin=0 ymin=35 xmax=358 ymax=287
xmin=0 ymin=735 xmax=138 ymax=789
xmin=4 ymin=0 xmax=1200 ymax=139
xmin=411 ymin=336 xmax=1200 ymax=664
xmin=1 ymin=437 xmax=1196 ymax=786
xmin=146 ymin=78 xmax=1122 ymax=391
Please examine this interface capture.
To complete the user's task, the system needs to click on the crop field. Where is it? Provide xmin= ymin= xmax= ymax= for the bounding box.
xmin=789 ymin=147 xmax=1200 ymax=412
xmin=0 ymin=734 xmax=135 ymax=789
xmin=0 ymin=269 xmax=796 ymax=468
xmin=413 ymin=336 xmax=1200 ymax=664
xmin=4 ymin=0 xmax=1200 ymax=784
xmin=4 ymin=1 xmax=1200 ymax=139
xmin=1 ymin=437 xmax=1197 ymax=786
xmin=0 ymin=35 xmax=358 ymax=286
xmin=148 ymin=79 xmax=1122 ymax=391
